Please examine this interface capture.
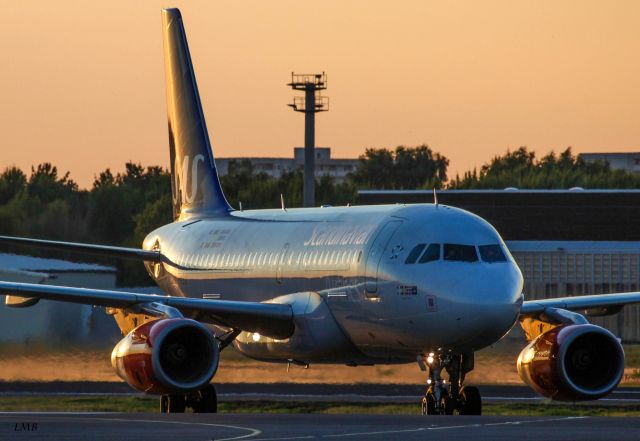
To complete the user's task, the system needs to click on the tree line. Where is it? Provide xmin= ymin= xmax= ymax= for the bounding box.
xmin=0 ymin=144 xmax=637 ymax=285
xmin=449 ymin=147 xmax=640 ymax=189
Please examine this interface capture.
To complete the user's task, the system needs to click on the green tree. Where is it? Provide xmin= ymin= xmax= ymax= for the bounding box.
xmin=88 ymin=163 xmax=171 ymax=246
xmin=394 ymin=145 xmax=448 ymax=189
xmin=350 ymin=145 xmax=449 ymax=189
xmin=132 ymin=194 xmax=173 ymax=246
xmin=28 ymin=163 xmax=78 ymax=202
xmin=449 ymin=147 xmax=640 ymax=189
xmin=350 ymin=148 xmax=395 ymax=189
xmin=0 ymin=167 xmax=27 ymax=205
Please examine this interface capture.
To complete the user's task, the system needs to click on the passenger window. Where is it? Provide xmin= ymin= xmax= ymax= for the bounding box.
xmin=405 ymin=244 xmax=426 ymax=264
xmin=479 ymin=244 xmax=507 ymax=262
xmin=419 ymin=243 xmax=441 ymax=263
xmin=444 ymin=244 xmax=478 ymax=262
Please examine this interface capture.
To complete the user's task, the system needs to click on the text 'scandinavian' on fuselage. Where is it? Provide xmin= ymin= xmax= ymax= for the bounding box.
xmin=0 ymin=8 xmax=634 ymax=415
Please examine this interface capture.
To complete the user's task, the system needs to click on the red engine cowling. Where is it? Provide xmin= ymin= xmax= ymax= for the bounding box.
xmin=517 ymin=324 xmax=624 ymax=401
xmin=111 ymin=318 xmax=219 ymax=394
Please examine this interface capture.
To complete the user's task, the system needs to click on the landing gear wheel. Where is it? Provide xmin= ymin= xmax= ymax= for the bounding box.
xmin=420 ymin=392 xmax=436 ymax=415
xmin=459 ymin=386 xmax=481 ymax=415
xmin=192 ymin=384 xmax=218 ymax=413
xmin=440 ymin=395 xmax=455 ymax=415
xmin=167 ymin=394 xmax=186 ymax=413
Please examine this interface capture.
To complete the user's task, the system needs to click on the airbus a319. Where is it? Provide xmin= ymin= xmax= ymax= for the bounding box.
xmin=0 ymin=8 xmax=636 ymax=415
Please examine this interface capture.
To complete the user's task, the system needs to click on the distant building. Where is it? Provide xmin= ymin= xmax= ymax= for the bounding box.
xmin=0 ymin=253 xmax=119 ymax=347
xmin=216 ymin=148 xmax=359 ymax=183
xmin=508 ymin=241 xmax=640 ymax=342
xmin=357 ymin=189 xmax=640 ymax=241
xmin=580 ymin=152 xmax=640 ymax=173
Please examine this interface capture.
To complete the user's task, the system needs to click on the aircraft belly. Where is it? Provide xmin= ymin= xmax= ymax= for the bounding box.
xmin=326 ymin=279 xmax=487 ymax=357
xmin=159 ymin=275 xmax=346 ymax=302
xmin=233 ymin=291 xmax=362 ymax=363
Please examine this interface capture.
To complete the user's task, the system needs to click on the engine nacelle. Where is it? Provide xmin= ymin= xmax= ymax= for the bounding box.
xmin=111 ymin=318 xmax=219 ymax=394
xmin=517 ymin=324 xmax=624 ymax=401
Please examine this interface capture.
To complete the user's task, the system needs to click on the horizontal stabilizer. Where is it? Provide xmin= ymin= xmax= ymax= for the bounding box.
xmin=0 ymin=235 xmax=162 ymax=262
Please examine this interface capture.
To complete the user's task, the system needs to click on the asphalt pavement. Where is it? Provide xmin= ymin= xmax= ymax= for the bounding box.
xmin=0 ymin=412 xmax=637 ymax=441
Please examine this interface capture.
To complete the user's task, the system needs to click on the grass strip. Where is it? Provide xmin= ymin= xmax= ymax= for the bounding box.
xmin=0 ymin=396 xmax=640 ymax=417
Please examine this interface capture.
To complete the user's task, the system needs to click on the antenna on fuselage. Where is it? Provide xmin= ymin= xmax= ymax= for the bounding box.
xmin=433 ymin=188 xmax=438 ymax=207
xmin=280 ymin=194 xmax=287 ymax=211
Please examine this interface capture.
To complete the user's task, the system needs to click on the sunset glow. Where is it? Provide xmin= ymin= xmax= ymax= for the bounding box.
xmin=1 ymin=1 xmax=639 ymax=187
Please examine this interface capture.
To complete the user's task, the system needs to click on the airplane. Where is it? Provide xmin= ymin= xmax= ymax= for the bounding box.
xmin=0 ymin=7 xmax=637 ymax=415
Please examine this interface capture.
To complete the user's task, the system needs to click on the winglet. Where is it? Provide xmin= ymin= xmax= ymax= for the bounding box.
xmin=162 ymin=8 xmax=232 ymax=219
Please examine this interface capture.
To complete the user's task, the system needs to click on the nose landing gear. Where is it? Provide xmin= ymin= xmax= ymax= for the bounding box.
xmin=420 ymin=352 xmax=481 ymax=415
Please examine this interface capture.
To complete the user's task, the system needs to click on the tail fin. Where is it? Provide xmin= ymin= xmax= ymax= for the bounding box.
xmin=161 ymin=8 xmax=232 ymax=219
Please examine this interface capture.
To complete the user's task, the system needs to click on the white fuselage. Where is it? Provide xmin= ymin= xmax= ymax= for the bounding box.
xmin=143 ymin=203 xmax=524 ymax=365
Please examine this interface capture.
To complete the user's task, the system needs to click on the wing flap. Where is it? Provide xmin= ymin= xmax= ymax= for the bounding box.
xmin=0 ymin=281 xmax=293 ymax=339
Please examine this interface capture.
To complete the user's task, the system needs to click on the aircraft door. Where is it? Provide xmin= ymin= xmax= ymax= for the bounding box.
xmin=364 ymin=220 xmax=401 ymax=295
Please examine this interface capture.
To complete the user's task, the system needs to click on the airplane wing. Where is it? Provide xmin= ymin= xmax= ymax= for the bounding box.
xmin=0 ymin=281 xmax=294 ymax=340
xmin=521 ymin=292 xmax=640 ymax=316
xmin=0 ymin=235 xmax=162 ymax=262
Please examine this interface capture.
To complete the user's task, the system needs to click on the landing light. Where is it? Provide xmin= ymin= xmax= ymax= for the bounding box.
xmin=252 ymin=333 xmax=261 ymax=342
xmin=521 ymin=346 xmax=535 ymax=364
xmin=427 ymin=353 xmax=434 ymax=364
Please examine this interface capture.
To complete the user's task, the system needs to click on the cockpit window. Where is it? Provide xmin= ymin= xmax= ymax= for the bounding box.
xmin=405 ymin=244 xmax=426 ymax=264
xmin=419 ymin=243 xmax=441 ymax=263
xmin=444 ymin=244 xmax=478 ymax=262
xmin=479 ymin=244 xmax=507 ymax=262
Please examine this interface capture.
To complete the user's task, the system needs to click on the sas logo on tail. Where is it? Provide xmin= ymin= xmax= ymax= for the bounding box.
xmin=173 ymin=154 xmax=204 ymax=205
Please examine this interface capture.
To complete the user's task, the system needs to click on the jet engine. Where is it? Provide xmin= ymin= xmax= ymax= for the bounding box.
xmin=517 ymin=324 xmax=624 ymax=401
xmin=111 ymin=318 xmax=219 ymax=394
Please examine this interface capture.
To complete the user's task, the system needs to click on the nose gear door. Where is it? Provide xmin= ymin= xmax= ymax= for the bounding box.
xmin=364 ymin=220 xmax=402 ymax=295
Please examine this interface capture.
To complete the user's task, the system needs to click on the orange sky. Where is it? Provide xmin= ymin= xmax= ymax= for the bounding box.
xmin=1 ymin=1 xmax=639 ymax=188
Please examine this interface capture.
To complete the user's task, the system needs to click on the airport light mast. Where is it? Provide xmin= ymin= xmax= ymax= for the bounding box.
xmin=288 ymin=73 xmax=329 ymax=207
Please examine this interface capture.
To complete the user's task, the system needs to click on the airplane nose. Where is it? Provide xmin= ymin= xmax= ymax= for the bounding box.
xmin=452 ymin=263 xmax=523 ymax=347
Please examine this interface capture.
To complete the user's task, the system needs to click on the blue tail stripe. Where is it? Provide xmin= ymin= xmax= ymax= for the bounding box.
xmin=162 ymin=8 xmax=232 ymax=219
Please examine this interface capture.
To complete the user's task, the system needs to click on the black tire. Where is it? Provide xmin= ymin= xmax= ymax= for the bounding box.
xmin=420 ymin=392 xmax=436 ymax=415
xmin=440 ymin=395 xmax=455 ymax=415
xmin=167 ymin=394 xmax=186 ymax=413
xmin=459 ymin=386 xmax=481 ymax=415
xmin=160 ymin=395 xmax=169 ymax=413
xmin=193 ymin=384 xmax=218 ymax=413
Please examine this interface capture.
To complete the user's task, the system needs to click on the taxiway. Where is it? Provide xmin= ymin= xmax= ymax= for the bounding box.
xmin=0 ymin=412 xmax=637 ymax=441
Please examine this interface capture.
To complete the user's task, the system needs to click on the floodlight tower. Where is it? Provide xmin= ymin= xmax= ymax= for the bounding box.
xmin=288 ymin=72 xmax=329 ymax=207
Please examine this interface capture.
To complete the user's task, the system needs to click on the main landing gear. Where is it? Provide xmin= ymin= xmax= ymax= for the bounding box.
xmin=158 ymin=329 xmax=240 ymax=413
xmin=160 ymin=384 xmax=218 ymax=413
xmin=420 ymin=352 xmax=481 ymax=416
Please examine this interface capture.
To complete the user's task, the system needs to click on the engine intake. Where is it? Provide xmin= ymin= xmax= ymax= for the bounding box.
xmin=517 ymin=324 xmax=624 ymax=401
xmin=111 ymin=318 xmax=219 ymax=394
